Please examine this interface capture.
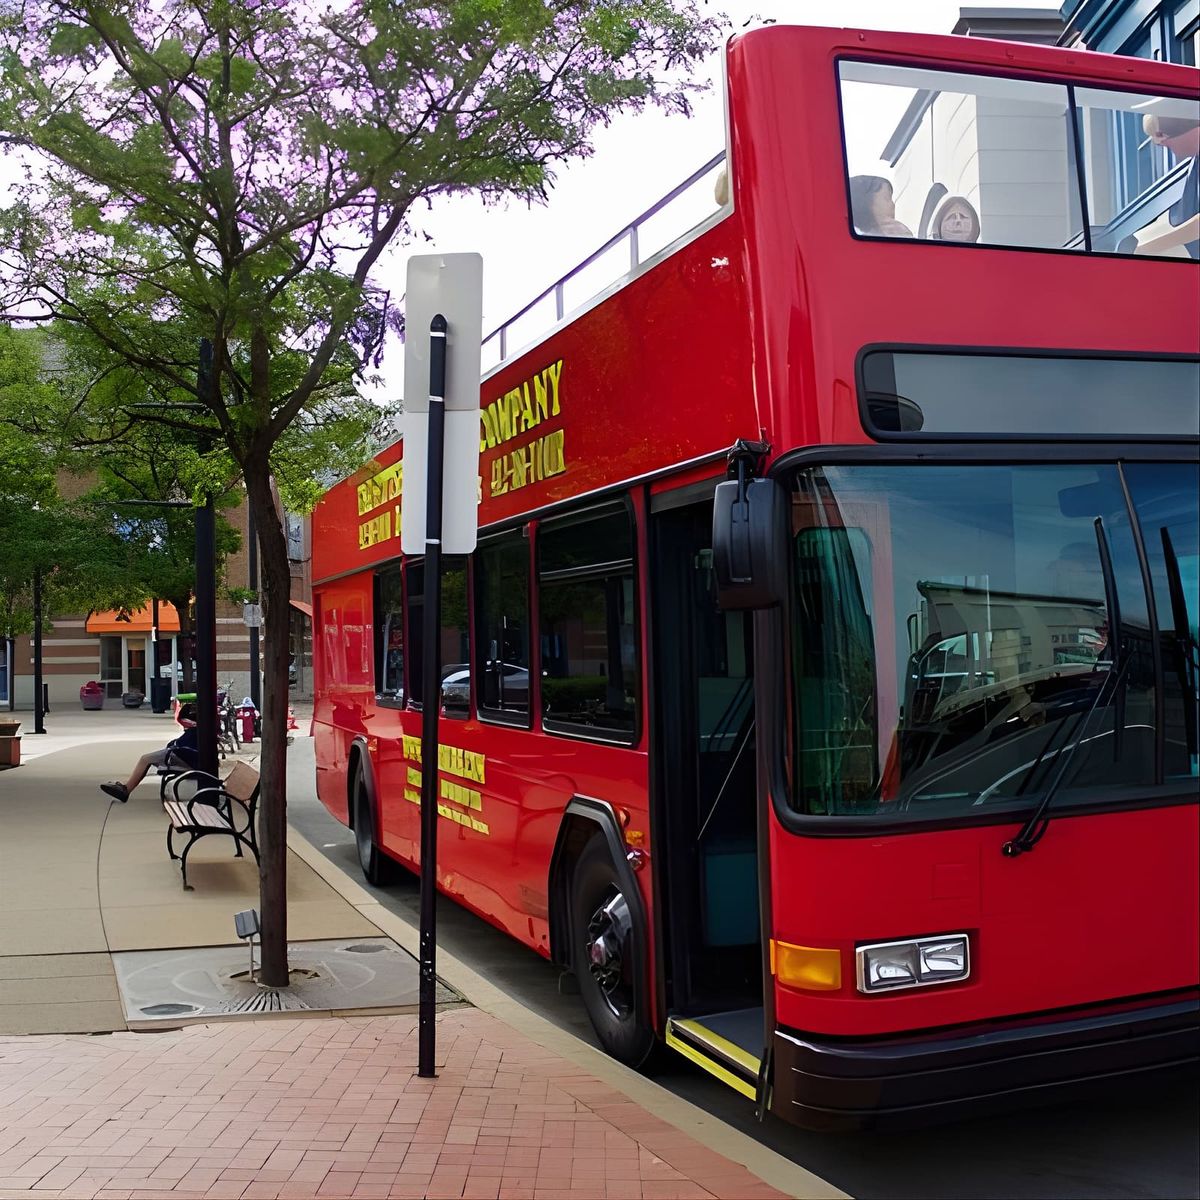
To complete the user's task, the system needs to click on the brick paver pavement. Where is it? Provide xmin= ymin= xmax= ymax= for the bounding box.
xmin=0 ymin=1009 xmax=789 ymax=1200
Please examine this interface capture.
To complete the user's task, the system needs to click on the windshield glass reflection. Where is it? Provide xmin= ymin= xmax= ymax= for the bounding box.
xmin=789 ymin=463 xmax=1198 ymax=820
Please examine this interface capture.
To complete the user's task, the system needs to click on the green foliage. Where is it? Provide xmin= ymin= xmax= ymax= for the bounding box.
xmin=0 ymin=1 xmax=722 ymax=475
xmin=0 ymin=0 xmax=721 ymax=962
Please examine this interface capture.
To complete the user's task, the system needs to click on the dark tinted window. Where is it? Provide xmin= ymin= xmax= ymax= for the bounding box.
xmin=538 ymin=505 xmax=638 ymax=740
xmin=406 ymin=557 xmax=470 ymax=717
xmin=861 ymin=351 xmax=1200 ymax=438
xmin=475 ymin=531 xmax=531 ymax=721
xmin=374 ymin=564 xmax=404 ymax=702
xmin=1126 ymin=463 xmax=1200 ymax=782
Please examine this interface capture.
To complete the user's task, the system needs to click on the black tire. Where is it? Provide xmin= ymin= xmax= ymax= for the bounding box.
xmin=570 ymin=835 xmax=657 ymax=1069
xmin=353 ymin=762 xmax=395 ymax=887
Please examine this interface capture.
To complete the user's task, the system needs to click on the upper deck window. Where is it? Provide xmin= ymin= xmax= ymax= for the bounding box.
xmin=838 ymin=61 xmax=1199 ymax=259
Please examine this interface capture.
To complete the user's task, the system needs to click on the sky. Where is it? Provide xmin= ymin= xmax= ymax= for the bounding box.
xmin=0 ymin=1 xmax=1058 ymax=404
xmin=378 ymin=0 xmax=1057 ymax=399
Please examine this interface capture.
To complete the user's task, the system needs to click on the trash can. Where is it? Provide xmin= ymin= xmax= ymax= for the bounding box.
xmin=236 ymin=705 xmax=257 ymax=743
xmin=150 ymin=678 xmax=171 ymax=714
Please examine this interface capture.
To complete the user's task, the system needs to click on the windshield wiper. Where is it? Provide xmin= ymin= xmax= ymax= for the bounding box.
xmin=1003 ymin=517 xmax=1126 ymax=857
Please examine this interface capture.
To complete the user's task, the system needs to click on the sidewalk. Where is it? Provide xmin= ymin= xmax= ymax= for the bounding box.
xmin=0 ymin=711 xmax=376 ymax=1036
xmin=0 ymin=709 xmax=844 ymax=1199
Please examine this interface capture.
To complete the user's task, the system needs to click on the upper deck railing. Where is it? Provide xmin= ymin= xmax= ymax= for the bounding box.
xmin=481 ymin=152 xmax=727 ymax=375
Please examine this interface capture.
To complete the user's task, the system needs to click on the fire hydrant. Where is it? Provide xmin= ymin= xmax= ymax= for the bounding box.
xmin=236 ymin=704 xmax=257 ymax=743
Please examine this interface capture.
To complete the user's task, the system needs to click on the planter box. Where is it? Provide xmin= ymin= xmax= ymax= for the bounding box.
xmin=0 ymin=735 xmax=20 ymax=768
xmin=0 ymin=720 xmax=20 ymax=738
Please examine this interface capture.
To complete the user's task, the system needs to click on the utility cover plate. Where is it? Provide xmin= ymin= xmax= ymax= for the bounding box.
xmin=111 ymin=937 xmax=459 ymax=1028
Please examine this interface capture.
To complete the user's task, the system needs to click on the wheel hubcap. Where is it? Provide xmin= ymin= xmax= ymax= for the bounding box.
xmin=586 ymin=889 xmax=633 ymax=1018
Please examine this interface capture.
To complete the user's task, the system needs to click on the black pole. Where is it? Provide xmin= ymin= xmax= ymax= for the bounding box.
xmin=32 ymin=570 xmax=45 ymax=734
xmin=418 ymin=313 xmax=448 ymax=1079
xmin=195 ymin=339 xmax=218 ymax=778
xmin=151 ymin=596 xmax=160 ymax=707
xmin=248 ymin=503 xmax=261 ymax=712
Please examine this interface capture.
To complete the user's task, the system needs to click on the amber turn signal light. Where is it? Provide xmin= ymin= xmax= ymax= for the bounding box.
xmin=770 ymin=939 xmax=842 ymax=991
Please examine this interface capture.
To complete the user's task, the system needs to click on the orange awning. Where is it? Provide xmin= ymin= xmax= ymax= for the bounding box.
xmin=86 ymin=601 xmax=182 ymax=635
xmin=290 ymin=600 xmax=313 ymax=619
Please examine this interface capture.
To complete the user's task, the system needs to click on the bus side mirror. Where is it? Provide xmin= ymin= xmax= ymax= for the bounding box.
xmin=712 ymin=477 xmax=789 ymax=609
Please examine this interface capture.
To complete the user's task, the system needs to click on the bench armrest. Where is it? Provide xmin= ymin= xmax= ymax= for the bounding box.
xmin=186 ymin=785 xmax=253 ymax=834
xmin=168 ymin=769 xmax=222 ymax=801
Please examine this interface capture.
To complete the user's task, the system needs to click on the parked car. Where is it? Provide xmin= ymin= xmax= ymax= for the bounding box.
xmin=441 ymin=661 xmax=531 ymax=713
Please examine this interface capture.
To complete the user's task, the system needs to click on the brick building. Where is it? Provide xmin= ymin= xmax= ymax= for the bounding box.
xmin=3 ymin=496 xmax=313 ymax=710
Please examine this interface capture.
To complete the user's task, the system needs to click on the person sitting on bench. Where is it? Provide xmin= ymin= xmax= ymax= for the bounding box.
xmin=100 ymin=704 xmax=199 ymax=802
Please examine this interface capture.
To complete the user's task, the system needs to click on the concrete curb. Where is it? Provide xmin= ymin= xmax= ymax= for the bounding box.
xmin=285 ymin=824 xmax=849 ymax=1200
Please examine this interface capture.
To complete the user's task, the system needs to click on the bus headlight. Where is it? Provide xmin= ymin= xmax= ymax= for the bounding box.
xmin=856 ymin=934 xmax=970 ymax=994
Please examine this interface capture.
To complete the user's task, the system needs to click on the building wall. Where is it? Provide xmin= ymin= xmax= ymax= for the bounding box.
xmin=891 ymin=87 xmax=1076 ymax=250
xmin=1060 ymin=0 xmax=1199 ymax=62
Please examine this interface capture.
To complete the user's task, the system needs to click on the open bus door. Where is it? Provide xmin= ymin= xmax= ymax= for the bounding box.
xmin=650 ymin=492 xmax=766 ymax=1101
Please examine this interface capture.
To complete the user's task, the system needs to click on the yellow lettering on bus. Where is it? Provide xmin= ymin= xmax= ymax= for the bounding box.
xmin=480 ymin=358 xmax=565 ymax=453
xmin=357 ymin=462 xmax=403 ymax=517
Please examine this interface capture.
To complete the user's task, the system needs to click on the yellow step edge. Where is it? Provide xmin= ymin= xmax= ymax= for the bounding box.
xmin=665 ymin=1016 xmax=761 ymax=1101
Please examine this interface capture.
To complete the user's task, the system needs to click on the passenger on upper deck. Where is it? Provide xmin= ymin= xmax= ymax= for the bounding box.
xmin=928 ymin=195 xmax=981 ymax=244
xmin=849 ymin=175 xmax=913 ymax=238
xmin=1136 ymin=115 xmax=1200 ymax=259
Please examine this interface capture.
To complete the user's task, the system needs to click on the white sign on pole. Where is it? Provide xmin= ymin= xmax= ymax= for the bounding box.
xmin=401 ymin=253 xmax=483 ymax=556
xmin=242 ymin=602 xmax=262 ymax=628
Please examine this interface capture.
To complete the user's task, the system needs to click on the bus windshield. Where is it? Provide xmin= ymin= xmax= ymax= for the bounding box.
xmin=839 ymin=61 xmax=1200 ymax=258
xmin=789 ymin=462 xmax=1199 ymax=820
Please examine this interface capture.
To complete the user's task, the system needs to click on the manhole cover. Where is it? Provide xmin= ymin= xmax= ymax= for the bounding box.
xmin=346 ymin=943 xmax=388 ymax=954
xmin=139 ymin=1003 xmax=202 ymax=1017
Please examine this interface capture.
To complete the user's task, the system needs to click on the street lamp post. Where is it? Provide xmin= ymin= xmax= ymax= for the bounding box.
xmin=31 ymin=570 xmax=45 ymax=735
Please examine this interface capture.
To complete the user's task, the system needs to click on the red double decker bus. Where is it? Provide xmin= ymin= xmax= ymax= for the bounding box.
xmin=312 ymin=25 xmax=1200 ymax=1128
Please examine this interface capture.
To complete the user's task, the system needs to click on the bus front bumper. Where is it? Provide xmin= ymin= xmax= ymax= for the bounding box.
xmin=772 ymin=994 xmax=1200 ymax=1130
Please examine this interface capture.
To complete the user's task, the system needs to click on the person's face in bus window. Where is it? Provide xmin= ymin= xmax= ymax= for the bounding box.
xmin=938 ymin=200 xmax=979 ymax=243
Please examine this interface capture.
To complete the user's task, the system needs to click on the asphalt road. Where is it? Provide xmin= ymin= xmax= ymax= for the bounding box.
xmin=286 ymin=739 xmax=1199 ymax=1200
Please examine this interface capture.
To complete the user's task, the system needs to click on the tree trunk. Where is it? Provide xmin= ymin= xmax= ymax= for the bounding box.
xmin=244 ymin=456 xmax=291 ymax=988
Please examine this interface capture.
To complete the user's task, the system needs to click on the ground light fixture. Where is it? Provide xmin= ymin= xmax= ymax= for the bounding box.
xmin=234 ymin=909 xmax=261 ymax=983
xmin=855 ymin=934 xmax=970 ymax=994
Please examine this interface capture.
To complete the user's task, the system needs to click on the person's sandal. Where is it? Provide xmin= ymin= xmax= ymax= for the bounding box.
xmin=100 ymin=782 xmax=129 ymax=803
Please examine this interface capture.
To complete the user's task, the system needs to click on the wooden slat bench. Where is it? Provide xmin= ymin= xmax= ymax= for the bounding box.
xmin=163 ymin=762 xmax=261 ymax=890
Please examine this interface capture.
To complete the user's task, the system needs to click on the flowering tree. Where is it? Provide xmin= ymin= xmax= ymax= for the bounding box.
xmin=0 ymin=0 xmax=722 ymax=985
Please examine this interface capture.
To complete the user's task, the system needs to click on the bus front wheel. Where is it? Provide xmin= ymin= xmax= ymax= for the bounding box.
xmin=570 ymin=836 xmax=656 ymax=1069
xmin=353 ymin=763 xmax=395 ymax=887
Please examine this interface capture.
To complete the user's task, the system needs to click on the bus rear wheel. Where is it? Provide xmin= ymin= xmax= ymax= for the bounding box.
xmin=353 ymin=764 xmax=395 ymax=887
xmin=570 ymin=836 xmax=657 ymax=1069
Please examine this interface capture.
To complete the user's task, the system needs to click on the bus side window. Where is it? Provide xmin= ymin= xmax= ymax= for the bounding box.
xmin=373 ymin=564 xmax=404 ymax=703
xmin=475 ymin=530 xmax=531 ymax=723
xmin=538 ymin=504 xmax=638 ymax=742
xmin=407 ymin=557 xmax=471 ymax=717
